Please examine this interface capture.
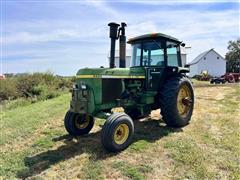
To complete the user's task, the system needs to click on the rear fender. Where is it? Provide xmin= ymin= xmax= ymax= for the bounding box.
xmin=157 ymin=67 xmax=189 ymax=91
xmin=166 ymin=66 xmax=189 ymax=75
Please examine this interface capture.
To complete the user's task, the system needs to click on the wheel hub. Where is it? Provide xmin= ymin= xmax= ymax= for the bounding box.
xmin=182 ymin=97 xmax=192 ymax=106
xmin=114 ymin=124 xmax=129 ymax=145
xmin=177 ymin=85 xmax=192 ymax=118
xmin=75 ymin=114 xmax=89 ymax=129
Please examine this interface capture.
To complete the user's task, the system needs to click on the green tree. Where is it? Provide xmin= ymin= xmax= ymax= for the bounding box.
xmin=225 ymin=39 xmax=240 ymax=73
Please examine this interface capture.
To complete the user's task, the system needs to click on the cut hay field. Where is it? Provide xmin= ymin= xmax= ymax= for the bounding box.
xmin=0 ymin=83 xmax=239 ymax=179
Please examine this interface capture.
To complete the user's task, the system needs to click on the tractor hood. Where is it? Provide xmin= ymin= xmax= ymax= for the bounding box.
xmin=74 ymin=67 xmax=146 ymax=113
xmin=76 ymin=67 xmax=145 ymax=79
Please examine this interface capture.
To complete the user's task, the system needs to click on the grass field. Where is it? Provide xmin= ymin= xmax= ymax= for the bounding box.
xmin=0 ymin=83 xmax=239 ymax=179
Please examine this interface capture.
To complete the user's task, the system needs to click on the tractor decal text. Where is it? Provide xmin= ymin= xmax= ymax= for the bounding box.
xmin=76 ymin=75 xmax=145 ymax=79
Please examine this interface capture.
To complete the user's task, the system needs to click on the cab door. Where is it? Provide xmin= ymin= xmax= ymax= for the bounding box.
xmin=145 ymin=67 xmax=165 ymax=91
xmin=142 ymin=42 xmax=165 ymax=91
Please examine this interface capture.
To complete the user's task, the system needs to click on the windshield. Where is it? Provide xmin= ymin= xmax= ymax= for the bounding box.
xmin=131 ymin=41 xmax=164 ymax=67
xmin=131 ymin=40 xmax=181 ymax=67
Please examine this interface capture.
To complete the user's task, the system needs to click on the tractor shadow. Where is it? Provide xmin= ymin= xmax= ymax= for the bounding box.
xmin=133 ymin=117 xmax=183 ymax=144
xmin=17 ymin=116 xmax=182 ymax=178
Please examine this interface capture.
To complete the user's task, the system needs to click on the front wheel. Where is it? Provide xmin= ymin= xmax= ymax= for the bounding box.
xmin=101 ymin=113 xmax=134 ymax=152
xmin=64 ymin=111 xmax=94 ymax=136
xmin=159 ymin=75 xmax=194 ymax=127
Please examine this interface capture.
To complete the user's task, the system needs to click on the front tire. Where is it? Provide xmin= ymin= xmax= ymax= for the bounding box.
xmin=159 ymin=75 xmax=194 ymax=127
xmin=101 ymin=113 xmax=134 ymax=152
xmin=64 ymin=111 xmax=94 ymax=136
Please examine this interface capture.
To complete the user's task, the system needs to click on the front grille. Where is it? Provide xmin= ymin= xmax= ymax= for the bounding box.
xmin=102 ymin=79 xmax=123 ymax=103
xmin=71 ymin=88 xmax=88 ymax=113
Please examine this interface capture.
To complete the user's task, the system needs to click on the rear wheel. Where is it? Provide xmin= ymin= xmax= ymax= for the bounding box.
xmin=159 ymin=75 xmax=194 ymax=127
xmin=64 ymin=111 xmax=94 ymax=136
xmin=101 ymin=113 xmax=134 ymax=152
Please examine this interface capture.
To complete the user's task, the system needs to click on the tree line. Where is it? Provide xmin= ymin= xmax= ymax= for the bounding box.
xmin=226 ymin=39 xmax=240 ymax=73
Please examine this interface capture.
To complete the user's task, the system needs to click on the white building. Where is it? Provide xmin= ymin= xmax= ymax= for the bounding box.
xmin=188 ymin=49 xmax=226 ymax=77
xmin=110 ymin=49 xmax=132 ymax=68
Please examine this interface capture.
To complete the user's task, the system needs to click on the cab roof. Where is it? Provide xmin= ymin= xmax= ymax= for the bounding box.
xmin=127 ymin=33 xmax=181 ymax=44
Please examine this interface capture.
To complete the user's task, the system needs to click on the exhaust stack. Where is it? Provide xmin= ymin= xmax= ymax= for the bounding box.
xmin=108 ymin=22 xmax=120 ymax=68
xmin=119 ymin=22 xmax=127 ymax=68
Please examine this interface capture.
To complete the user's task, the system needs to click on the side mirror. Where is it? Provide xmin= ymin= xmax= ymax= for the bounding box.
xmin=181 ymin=43 xmax=185 ymax=47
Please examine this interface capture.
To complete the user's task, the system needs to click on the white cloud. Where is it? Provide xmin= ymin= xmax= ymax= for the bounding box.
xmin=2 ymin=26 xmax=108 ymax=44
xmin=83 ymin=0 xmax=119 ymax=17
xmin=3 ymin=30 xmax=77 ymax=44
xmin=119 ymin=0 xmax=238 ymax=4
xmin=127 ymin=21 xmax=159 ymax=37
xmin=124 ymin=9 xmax=238 ymax=61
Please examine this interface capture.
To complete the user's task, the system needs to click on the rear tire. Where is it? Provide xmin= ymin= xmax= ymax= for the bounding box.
xmin=64 ymin=111 xmax=94 ymax=136
xmin=101 ymin=113 xmax=134 ymax=152
xmin=159 ymin=75 xmax=194 ymax=127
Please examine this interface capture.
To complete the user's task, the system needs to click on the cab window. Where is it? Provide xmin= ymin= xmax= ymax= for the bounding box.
xmin=131 ymin=41 xmax=164 ymax=67
xmin=131 ymin=43 xmax=141 ymax=66
xmin=166 ymin=41 xmax=180 ymax=67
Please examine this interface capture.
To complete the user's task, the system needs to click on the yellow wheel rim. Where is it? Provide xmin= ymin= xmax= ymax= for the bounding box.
xmin=74 ymin=114 xmax=90 ymax=129
xmin=114 ymin=124 xmax=129 ymax=145
xmin=177 ymin=85 xmax=192 ymax=118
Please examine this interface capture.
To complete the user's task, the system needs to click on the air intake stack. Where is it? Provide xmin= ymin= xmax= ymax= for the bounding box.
xmin=108 ymin=22 xmax=120 ymax=68
xmin=108 ymin=22 xmax=127 ymax=68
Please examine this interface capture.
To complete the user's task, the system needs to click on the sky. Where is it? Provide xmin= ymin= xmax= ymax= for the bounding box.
xmin=1 ymin=0 xmax=239 ymax=76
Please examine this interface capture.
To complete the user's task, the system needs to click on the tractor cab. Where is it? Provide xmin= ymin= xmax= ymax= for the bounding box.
xmin=128 ymin=33 xmax=185 ymax=68
xmin=128 ymin=33 xmax=187 ymax=91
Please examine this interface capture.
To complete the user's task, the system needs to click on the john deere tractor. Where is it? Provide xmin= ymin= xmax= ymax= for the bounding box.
xmin=64 ymin=22 xmax=194 ymax=152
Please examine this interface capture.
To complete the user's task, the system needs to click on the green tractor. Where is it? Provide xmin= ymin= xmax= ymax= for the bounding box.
xmin=64 ymin=22 xmax=194 ymax=152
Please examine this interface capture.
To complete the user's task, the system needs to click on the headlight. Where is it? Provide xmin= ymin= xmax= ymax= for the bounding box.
xmin=80 ymin=82 xmax=87 ymax=90
xmin=72 ymin=83 xmax=78 ymax=89
xmin=81 ymin=84 xmax=87 ymax=90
